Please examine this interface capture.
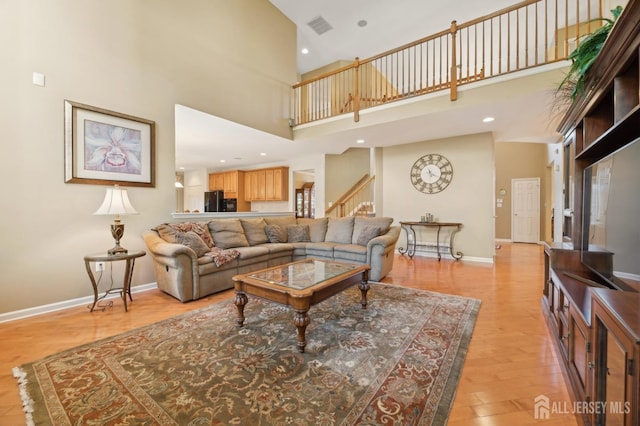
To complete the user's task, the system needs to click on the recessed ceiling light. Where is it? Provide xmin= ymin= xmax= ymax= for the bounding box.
xmin=482 ymin=117 xmax=495 ymax=123
xmin=220 ymin=159 xmax=226 ymax=163
xmin=356 ymin=139 xmax=365 ymax=144
xmin=260 ymin=152 xmax=267 ymax=156
xmin=301 ymin=48 xmax=309 ymax=55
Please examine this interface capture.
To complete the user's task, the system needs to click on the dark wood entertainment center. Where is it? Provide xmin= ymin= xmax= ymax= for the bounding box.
xmin=543 ymin=2 xmax=640 ymax=425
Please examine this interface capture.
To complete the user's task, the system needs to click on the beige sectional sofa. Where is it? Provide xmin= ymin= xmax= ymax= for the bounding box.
xmin=142 ymin=215 xmax=400 ymax=302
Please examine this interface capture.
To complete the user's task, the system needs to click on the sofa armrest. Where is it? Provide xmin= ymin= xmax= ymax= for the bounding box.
xmin=141 ymin=230 xmax=200 ymax=301
xmin=367 ymin=226 xmax=401 ymax=252
xmin=142 ymin=231 xmax=197 ymax=264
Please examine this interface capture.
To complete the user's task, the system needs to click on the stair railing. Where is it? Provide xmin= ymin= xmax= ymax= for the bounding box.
xmin=326 ymin=174 xmax=376 ymax=218
xmin=292 ymin=0 xmax=604 ymax=125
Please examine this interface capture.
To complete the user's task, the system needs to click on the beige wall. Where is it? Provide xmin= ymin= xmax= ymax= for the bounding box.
xmin=382 ymin=133 xmax=495 ymax=261
xmin=494 ymin=142 xmax=548 ymax=240
xmin=325 ymin=148 xmax=371 ymax=210
xmin=0 ymin=0 xmax=296 ymax=314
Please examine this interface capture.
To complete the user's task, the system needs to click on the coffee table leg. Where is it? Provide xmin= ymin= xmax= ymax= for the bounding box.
xmin=359 ymin=274 xmax=370 ymax=308
xmin=293 ymin=309 xmax=310 ymax=353
xmin=234 ymin=291 xmax=248 ymax=327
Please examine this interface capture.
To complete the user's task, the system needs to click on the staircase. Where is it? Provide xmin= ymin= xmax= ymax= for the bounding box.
xmin=326 ymin=174 xmax=376 ymax=218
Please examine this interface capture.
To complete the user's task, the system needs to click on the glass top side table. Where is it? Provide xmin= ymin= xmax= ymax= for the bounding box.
xmin=84 ymin=250 xmax=146 ymax=312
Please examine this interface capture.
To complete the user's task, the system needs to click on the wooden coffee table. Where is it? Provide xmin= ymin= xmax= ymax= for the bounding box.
xmin=232 ymin=258 xmax=370 ymax=353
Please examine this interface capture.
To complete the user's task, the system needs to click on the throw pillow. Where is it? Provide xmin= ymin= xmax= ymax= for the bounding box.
xmin=204 ymin=247 xmax=241 ymax=267
xmin=155 ymin=222 xmax=214 ymax=248
xmin=356 ymin=225 xmax=381 ymax=246
xmin=175 ymin=231 xmax=210 ymax=257
xmin=286 ymin=224 xmax=311 ymax=242
xmin=155 ymin=224 xmax=177 ymax=243
xmin=265 ymin=224 xmax=287 ymax=243
xmin=240 ymin=218 xmax=269 ymax=246
xmin=325 ymin=216 xmax=355 ymax=244
xmin=264 ymin=215 xmax=297 ymax=227
xmin=297 ymin=218 xmax=328 ymax=242
xmin=207 ymin=219 xmax=249 ymax=249
xmin=351 ymin=217 xmax=393 ymax=245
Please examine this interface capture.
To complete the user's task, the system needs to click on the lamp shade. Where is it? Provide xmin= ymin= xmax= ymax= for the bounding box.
xmin=94 ymin=185 xmax=139 ymax=216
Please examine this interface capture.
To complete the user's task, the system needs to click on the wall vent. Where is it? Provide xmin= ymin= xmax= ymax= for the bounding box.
xmin=307 ymin=16 xmax=333 ymax=35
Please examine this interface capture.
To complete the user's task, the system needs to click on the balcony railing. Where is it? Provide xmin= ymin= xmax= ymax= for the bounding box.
xmin=292 ymin=0 xmax=605 ymax=125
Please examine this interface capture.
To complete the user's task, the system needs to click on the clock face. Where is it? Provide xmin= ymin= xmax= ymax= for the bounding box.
xmin=410 ymin=154 xmax=453 ymax=194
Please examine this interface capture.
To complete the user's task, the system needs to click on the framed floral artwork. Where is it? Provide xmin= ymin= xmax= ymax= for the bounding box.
xmin=64 ymin=100 xmax=155 ymax=187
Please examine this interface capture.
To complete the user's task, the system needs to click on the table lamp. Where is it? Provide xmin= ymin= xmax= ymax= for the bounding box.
xmin=94 ymin=184 xmax=139 ymax=255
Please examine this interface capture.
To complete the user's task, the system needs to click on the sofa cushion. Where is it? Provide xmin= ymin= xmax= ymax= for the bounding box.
xmin=208 ymin=219 xmax=249 ymax=249
xmin=175 ymin=231 xmax=210 ymax=257
xmin=287 ymin=224 xmax=311 ymax=242
xmin=264 ymin=215 xmax=297 ymax=227
xmin=257 ymin=242 xmax=294 ymax=255
xmin=325 ymin=216 xmax=355 ymax=244
xmin=240 ymin=218 xmax=269 ymax=246
xmin=305 ymin=242 xmax=337 ymax=258
xmin=356 ymin=225 xmax=381 ymax=246
xmin=352 ymin=217 xmax=393 ymax=244
xmin=297 ymin=218 xmax=328 ymax=242
xmin=334 ymin=243 xmax=367 ymax=263
xmin=265 ymin=224 xmax=287 ymax=243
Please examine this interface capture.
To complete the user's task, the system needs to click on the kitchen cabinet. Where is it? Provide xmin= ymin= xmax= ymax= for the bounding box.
xmin=208 ymin=170 xmax=250 ymax=211
xmin=244 ymin=167 xmax=288 ymax=201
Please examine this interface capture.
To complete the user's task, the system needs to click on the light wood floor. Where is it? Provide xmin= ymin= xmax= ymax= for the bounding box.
xmin=0 ymin=243 xmax=578 ymax=425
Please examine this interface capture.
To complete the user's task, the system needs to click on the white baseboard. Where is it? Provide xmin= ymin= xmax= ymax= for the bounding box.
xmin=0 ymin=282 xmax=158 ymax=324
xmin=396 ymin=250 xmax=493 ymax=264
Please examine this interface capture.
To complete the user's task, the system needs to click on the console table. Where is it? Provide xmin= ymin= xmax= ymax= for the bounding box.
xmin=398 ymin=222 xmax=463 ymax=260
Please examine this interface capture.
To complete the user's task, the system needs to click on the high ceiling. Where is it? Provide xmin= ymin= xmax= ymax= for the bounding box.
xmin=175 ymin=0 xmax=567 ymax=172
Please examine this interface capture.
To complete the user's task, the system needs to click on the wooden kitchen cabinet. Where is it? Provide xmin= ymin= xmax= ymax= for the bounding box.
xmin=244 ymin=167 xmax=288 ymax=201
xmin=209 ymin=171 xmax=243 ymax=197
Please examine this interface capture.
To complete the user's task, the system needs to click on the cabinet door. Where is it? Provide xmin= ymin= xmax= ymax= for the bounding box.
xmin=569 ymin=308 xmax=591 ymax=404
xmin=209 ymin=173 xmax=224 ymax=191
xmin=224 ymin=171 xmax=238 ymax=194
xmin=244 ymin=172 xmax=253 ymax=201
xmin=273 ymin=167 xmax=288 ymax=200
xmin=256 ymin=170 xmax=266 ymax=200
xmin=265 ymin=169 xmax=275 ymax=200
xmin=594 ymin=307 xmax=636 ymax=426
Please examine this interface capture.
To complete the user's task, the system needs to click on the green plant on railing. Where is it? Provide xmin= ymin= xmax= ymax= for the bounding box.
xmin=556 ymin=6 xmax=623 ymax=103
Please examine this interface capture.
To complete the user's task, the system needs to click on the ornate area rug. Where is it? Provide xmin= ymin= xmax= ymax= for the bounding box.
xmin=14 ymin=283 xmax=480 ymax=425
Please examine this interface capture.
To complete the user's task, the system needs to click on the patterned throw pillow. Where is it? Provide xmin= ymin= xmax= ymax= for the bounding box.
xmin=155 ymin=222 xmax=214 ymax=248
xmin=265 ymin=224 xmax=287 ymax=243
xmin=356 ymin=225 xmax=381 ymax=246
xmin=286 ymin=225 xmax=311 ymax=243
xmin=175 ymin=231 xmax=210 ymax=257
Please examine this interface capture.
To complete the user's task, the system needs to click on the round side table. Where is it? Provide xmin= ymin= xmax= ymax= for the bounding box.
xmin=84 ymin=250 xmax=146 ymax=312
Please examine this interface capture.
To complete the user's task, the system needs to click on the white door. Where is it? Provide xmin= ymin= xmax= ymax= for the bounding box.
xmin=512 ymin=178 xmax=540 ymax=243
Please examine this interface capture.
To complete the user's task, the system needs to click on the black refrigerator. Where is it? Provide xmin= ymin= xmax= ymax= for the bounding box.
xmin=204 ymin=190 xmax=224 ymax=212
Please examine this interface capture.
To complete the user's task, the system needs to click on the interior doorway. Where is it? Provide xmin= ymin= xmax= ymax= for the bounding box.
xmin=293 ymin=169 xmax=315 ymax=218
xmin=511 ymin=177 xmax=540 ymax=243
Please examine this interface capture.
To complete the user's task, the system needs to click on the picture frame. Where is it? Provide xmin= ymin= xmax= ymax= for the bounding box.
xmin=64 ymin=100 xmax=155 ymax=187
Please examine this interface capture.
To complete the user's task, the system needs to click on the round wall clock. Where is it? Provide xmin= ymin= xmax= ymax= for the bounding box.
xmin=410 ymin=154 xmax=453 ymax=194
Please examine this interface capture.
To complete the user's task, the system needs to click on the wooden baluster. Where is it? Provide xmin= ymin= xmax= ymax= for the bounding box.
xmin=450 ymin=21 xmax=458 ymax=101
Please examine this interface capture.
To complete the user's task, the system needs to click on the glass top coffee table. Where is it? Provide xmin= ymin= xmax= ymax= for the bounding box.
xmin=232 ymin=258 xmax=370 ymax=353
